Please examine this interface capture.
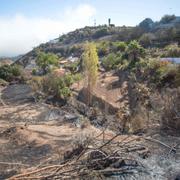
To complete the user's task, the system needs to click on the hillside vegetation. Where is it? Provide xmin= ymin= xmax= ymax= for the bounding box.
xmin=15 ymin=15 xmax=180 ymax=67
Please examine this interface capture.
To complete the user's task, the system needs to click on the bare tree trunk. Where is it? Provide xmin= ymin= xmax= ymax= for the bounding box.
xmin=87 ymin=82 xmax=92 ymax=106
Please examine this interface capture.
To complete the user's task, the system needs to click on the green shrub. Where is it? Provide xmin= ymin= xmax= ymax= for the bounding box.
xmin=96 ymin=41 xmax=110 ymax=56
xmin=0 ymin=64 xmax=22 ymax=81
xmin=127 ymin=40 xmax=145 ymax=62
xmin=138 ymin=58 xmax=179 ymax=87
xmin=93 ymin=28 xmax=108 ymax=39
xmin=63 ymin=73 xmax=74 ymax=87
xmin=72 ymin=73 xmax=82 ymax=82
xmin=65 ymin=60 xmax=80 ymax=73
xmin=112 ymin=41 xmax=127 ymax=52
xmin=43 ymin=73 xmax=74 ymax=100
xmin=32 ymin=68 xmax=37 ymax=75
xmin=0 ymin=78 xmax=8 ymax=86
xmin=102 ymin=53 xmax=122 ymax=70
xmin=58 ymin=86 xmax=71 ymax=99
xmin=36 ymin=51 xmax=59 ymax=74
xmin=31 ymin=73 xmax=82 ymax=101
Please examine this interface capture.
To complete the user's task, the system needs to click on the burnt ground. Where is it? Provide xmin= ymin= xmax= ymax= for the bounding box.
xmin=0 ymin=84 xmax=180 ymax=180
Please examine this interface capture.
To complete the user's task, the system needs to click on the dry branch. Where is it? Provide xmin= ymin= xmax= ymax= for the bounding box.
xmin=8 ymin=133 xmax=149 ymax=180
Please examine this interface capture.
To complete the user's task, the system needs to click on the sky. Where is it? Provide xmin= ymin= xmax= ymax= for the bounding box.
xmin=0 ymin=0 xmax=179 ymax=57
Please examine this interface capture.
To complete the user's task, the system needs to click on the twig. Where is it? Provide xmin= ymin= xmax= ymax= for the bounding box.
xmin=144 ymin=137 xmax=176 ymax=151
xmin=8 ymin=164 xmax=72 ymax=180
xmin=98 ymin=133 xmax=121 ymax=149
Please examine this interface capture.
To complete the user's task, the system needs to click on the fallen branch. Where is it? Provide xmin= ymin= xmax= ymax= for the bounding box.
xmin=8 ymin=164 xmax=72 ymax=180
xmin=0 ymin=162 xmax=29 ymax=167
xmin=98 ymin=133 xmax=121 ymax=149
xmin=144 ymin=137 xmax=176 ymax=151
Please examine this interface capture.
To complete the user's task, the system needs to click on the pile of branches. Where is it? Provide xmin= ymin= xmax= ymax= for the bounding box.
xmin=9 ymin=134 xmax=150 ymax=180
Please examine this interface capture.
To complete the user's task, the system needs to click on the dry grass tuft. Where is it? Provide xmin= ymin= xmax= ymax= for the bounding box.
xmin=161 ymin=88 xmax=180 ymax=133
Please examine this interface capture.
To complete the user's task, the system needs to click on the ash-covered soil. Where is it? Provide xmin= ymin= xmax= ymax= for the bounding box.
xmin=0 ymin=84 xmax=180 ymax=180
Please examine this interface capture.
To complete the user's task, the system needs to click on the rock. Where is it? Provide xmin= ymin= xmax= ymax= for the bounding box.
xmin=64 ymin=114 xmax=79 ymax=121
xmin=1 ymin=84 xmax=33 ymax=104
xmin=45 ymin=109 xmax=65 ymax=121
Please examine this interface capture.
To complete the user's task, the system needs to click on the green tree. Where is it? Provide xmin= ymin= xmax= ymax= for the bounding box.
xmin=160 ymin=14 xmax=176 ymax=24
xmin=36 ymin=51 xmax=59 ymax=74
xmin=82 ymin=42 xmax=99 ymax=105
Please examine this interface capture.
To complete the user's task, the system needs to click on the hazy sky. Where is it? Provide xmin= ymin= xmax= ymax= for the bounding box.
xmin=0 ymin=0 xmax=179 ymax=57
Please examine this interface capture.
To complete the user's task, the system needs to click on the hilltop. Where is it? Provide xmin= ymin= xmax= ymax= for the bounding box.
xmin=15 ymin=15 xmax=180 ymax=68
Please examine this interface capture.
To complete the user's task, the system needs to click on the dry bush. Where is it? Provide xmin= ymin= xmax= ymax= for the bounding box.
xmin=29 ymin=76 xmax=43 ymax=92
xmin=128 ymin=106 xmax=148 ymax=134
xmin=63 ymin=132 xmax=93 ymax=160
xmin=161 ymin=88 xmax=180 ymax=133
xmin=71 ymin=131 xmax=94 ymax=147
xmin=79 ymin=116 xmax=90 ymax=129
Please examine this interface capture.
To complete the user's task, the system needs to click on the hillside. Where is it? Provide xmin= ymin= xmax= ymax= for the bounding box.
xmin=15 ymin=15 xmax=180 ymax=68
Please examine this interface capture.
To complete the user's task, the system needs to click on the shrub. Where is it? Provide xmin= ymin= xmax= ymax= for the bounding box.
xmin=73 ymin=73 xmax=82 ymax=82
xmin=0 ymin=78 xmax=8 ymax=86
xmin=139 ymin=33 xmax=155 ymax=47
xmin=43 ymin=73 xmax=75 ymax=100
xmin=102 ymin=53 xmax=122 ymax=70
xmin=93 ymin=28 xmax=109 ymax=39
xmin=36 ymin=51 xmax=59 ymax=74
xmin=30 ymin=73 xmax=82 ymax=101
xmin=112 ymin=41 xmax=127 ymax=52
xmin=58 ymin=86 xmax=71 ymax=99
xmin=65 ymin=60 xmax=80 ymax=73
xmin=32 ymin=68 xmax=37 ymax=75
xmin=163 ymin=44 xmax=180 ymax=57
xmin=126 ymin=40 xmax=145 ymax=62
xmin=29 ymin=76 xmax=44 ymax=92
xmin=0 ymin=64 xmax=22 ymax=81
xmin=96 ymin=41 xmax=110 ymax=56
xmin=128 ymin=57 xmax=179 ymax=87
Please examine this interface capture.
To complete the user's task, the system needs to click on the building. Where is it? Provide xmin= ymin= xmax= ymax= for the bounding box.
xmin=108 ymin=18 xmax=115 ymax=27
xmin=161 ymin=57 xmax=180 ymax=64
